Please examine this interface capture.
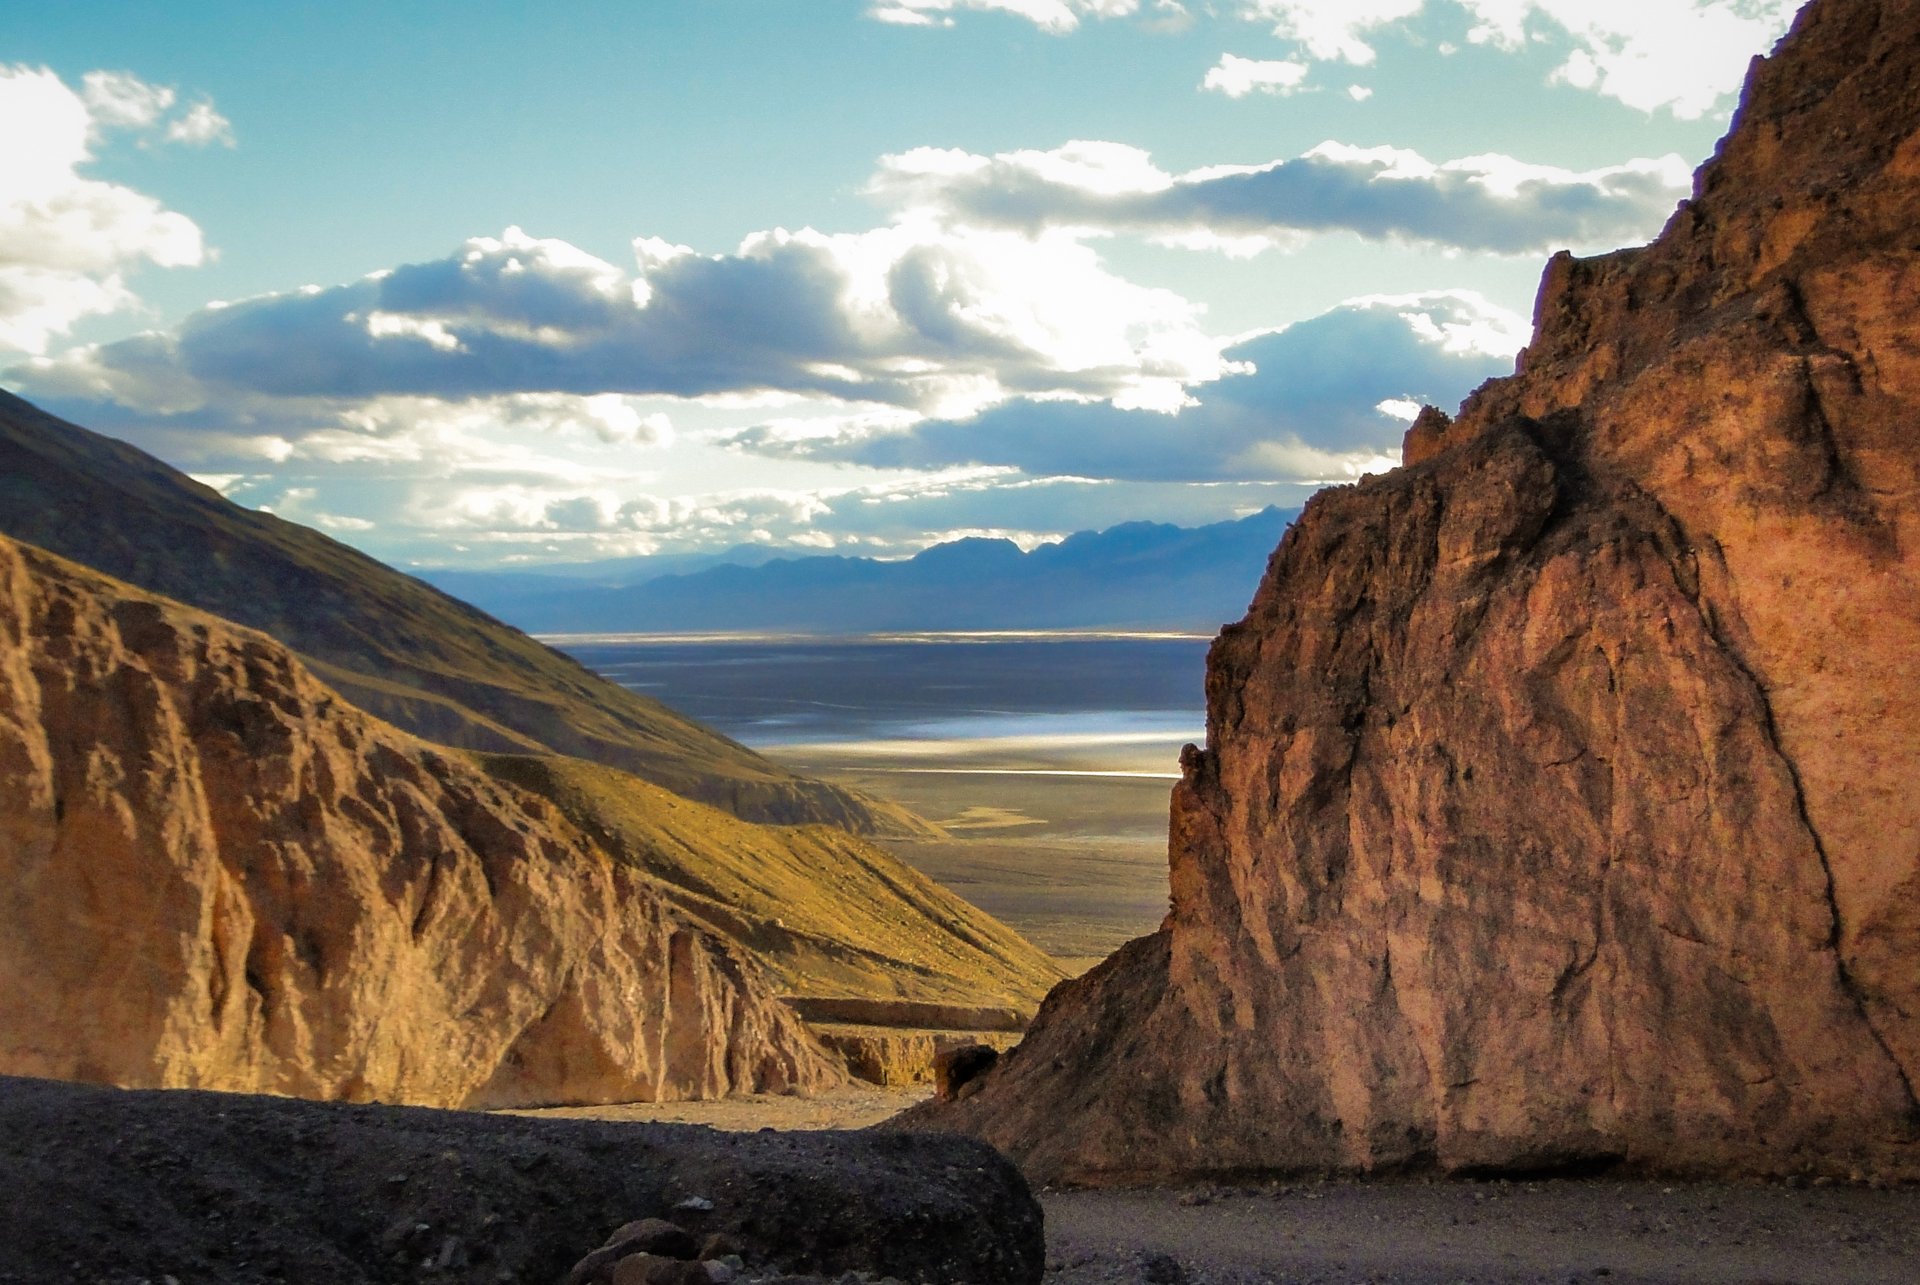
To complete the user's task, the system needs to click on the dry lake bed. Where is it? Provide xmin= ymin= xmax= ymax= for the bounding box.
xmin=554 ymin=630 xmax=1197 ymax=971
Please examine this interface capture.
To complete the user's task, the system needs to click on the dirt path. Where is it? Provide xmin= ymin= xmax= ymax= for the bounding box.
xmin=1040 ymin=1181 xmax=1920 ymax=1284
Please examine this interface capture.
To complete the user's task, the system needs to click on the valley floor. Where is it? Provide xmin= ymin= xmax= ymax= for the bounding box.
xmin=777 ymin=757 xmax=1176 ymax=972
xmin=518 ymin=1095 xmax=1920 ymax=1284
xmin=1040 ymin=1181 xmax=1920 ymax=1285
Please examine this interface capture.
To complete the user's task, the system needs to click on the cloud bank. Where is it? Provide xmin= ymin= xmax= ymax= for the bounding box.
xmin=31 ymin=223 xmax=1231 ymax=426
xmin=873 ymin=139 xmax=1690 ymax=256
xmin=729 ymin=291 xmax=1526 ymax=482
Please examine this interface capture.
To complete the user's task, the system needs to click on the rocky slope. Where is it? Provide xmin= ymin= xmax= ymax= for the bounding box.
xmin=915 ymin=0 xmax=1920 ymax=1183
xmin=0 ymin=391 xmax=928 ymax=835
xmin=482 ymin=755 xmax=1062 ymax=1011
xmin=0 ymin=533 xmax=841 ymax=1105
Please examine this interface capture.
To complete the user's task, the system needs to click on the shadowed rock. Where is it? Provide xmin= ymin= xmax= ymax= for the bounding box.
xmin=0 ymin=1075 xmax=1043 ymax=1285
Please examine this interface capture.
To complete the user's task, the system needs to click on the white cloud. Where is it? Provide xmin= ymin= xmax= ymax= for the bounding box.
xmin=729 ymin=291 xmax=1525 ymax=483
xmin=872 ymin=0 xmax=1795 ymax=118
xmin=1347 ymin=84 xmax=1373 ymax=101
xmin=165 ymin=100 xmax=237 ymax=148
xmin=1517 ymin=0 xmax=1798 ymax=117
xmin=80 ymin=70 xmax=176 ymax=130
xmin=866 ymin=0 xmax=1138 ymax=32
xmin=1233 ymin=0 xmax=1797 ymax=117
xmin=0 ymin=66 xmax=211 ymax=354
xmin=1234 ymin=0 xmax=1424 ymax=64
xmin=1202 ymin=54 xmax=1311 ymax=97
xmin=872 ymin=138 xmax=1690 ymax=255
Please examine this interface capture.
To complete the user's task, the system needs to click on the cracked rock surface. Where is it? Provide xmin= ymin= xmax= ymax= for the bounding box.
xmin=912 ymin=0 xmax=1920 ymax=1184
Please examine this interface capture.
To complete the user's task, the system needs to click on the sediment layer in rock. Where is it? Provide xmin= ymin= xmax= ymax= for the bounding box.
xmin=0 ymin=535 xmax=839 ymax=1106
xmin=917 ymin=0 xmax=1920 ymax=1183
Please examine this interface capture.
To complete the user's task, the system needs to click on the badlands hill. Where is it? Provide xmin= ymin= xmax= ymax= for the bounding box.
xmin=0 ymin=391 xmax=926 ymax=836
xmin=918 ymin=0 xmax=1920 ymax=1183
xmin=0 ymin=533 xmax=831 ymax=1105
xmin=0 ymin=532 xmax=1058 ymax=1103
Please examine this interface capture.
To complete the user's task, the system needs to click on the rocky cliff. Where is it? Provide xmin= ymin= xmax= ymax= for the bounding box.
xmin=916 ymin=0 xmax=1920 ymax=1183
xmin=0 ymin=533 xmax=841 ymax=1106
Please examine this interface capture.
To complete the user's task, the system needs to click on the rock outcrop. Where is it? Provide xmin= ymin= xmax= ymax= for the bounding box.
xmin=916 ymin=0 xmax=1920 ymax=1183
xmin=0 ymin=534 xmax=840 ymax=1105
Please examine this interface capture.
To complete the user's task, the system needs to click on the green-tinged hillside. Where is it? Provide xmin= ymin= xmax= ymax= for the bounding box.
xmin=481 ymin=754 xmax=1065 ymax=1010
xmin=0 ymin=389 xmax=928 ymax=835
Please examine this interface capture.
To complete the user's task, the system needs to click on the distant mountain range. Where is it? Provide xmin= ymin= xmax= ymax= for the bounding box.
xmin=419 ymin=507 xmax=1300 ymax=635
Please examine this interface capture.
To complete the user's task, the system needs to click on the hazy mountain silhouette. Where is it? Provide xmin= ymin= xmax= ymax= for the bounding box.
xmin=425 ymin=508 xmax=1298 ymax=635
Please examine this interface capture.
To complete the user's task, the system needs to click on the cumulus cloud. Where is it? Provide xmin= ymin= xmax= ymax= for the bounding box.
xmin=28 ymin=222 xmax=1234 ymax=420
xmin=0 ymin=66 xmax=225 ymax=355
xmin=872 ymin=138 xmax=1689 ymax=255
xmin=1201 ymin=54 xmax=1311 ymax=97
xmin=729 ymin=290 xmax=1525 ymax=483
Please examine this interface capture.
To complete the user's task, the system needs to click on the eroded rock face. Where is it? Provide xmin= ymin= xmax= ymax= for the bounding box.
xmin=0 ymin=535 xmax=841 ymax=1106
xmin=921 ymin=0 xmax=1920 ymax=1183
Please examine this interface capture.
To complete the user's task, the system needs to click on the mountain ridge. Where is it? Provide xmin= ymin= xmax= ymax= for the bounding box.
xmin=0 ymin=389 xmax=928 ymax=835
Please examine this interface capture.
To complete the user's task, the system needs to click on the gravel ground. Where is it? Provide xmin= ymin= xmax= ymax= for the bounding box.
xmin=1038 ymin=1180 xmax=1920 ymax=1285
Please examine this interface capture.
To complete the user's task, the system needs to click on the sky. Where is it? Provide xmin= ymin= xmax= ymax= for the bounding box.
xmin=2 ymin=0 xmax=1801 ymax=569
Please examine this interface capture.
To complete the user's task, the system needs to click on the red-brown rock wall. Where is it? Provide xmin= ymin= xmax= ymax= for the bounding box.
xmin=916 ymin=0 xmax=1920 ymax=1183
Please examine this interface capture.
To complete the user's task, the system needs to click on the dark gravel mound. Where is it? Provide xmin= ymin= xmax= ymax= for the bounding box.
xmin=0 ymin=1076 xmax=1042 ymax=1285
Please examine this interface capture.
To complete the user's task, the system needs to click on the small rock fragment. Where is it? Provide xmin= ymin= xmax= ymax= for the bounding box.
xmin=569 ymin=1219 xmax=703 ymax=1284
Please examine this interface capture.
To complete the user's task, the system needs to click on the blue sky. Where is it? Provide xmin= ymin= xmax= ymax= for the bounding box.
xmin=3 ymin=0 xmax=1799 ymax=567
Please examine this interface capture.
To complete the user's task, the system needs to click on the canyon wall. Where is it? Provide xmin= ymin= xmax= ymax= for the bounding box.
xmin=0 ymin=535 xmax=840 ymax=1106
xmin=920 ymin=0 xmax=1920 ymax=1182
